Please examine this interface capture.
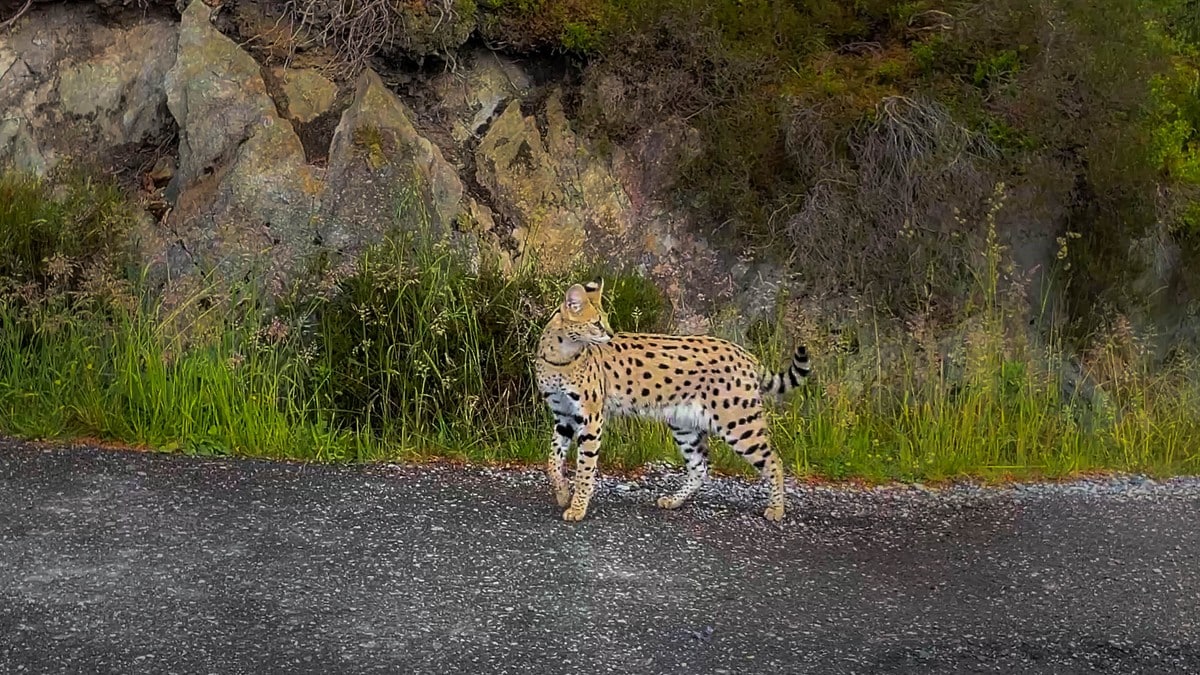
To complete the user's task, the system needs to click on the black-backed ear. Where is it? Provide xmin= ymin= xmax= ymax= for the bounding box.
xmin=583 ymin=277 xmax=603 ymax=305
xmin=563 ymin=284 xmax=588 ymax=313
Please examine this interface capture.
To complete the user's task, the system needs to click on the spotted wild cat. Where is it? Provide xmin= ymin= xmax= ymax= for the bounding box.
xmin=535 ymin=278 xmax=810 ymax=522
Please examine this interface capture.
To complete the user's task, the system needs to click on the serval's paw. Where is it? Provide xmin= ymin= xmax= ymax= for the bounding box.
xmin=656 ymin=495 xmax=684 ymax=510
xmin=763 ymin=503 xmax=785 ymax=522
xmin=562 ymin=505 xmax=588 ymax=522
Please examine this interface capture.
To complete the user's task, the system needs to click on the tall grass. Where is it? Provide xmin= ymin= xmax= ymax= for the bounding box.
xmin=1 ymin=169 xmax=1198 ymax=482
xmin=0 ymin=294 xmax=362 ymax=460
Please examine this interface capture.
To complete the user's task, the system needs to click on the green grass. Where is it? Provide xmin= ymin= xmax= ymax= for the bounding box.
xmin=1 ymin=170 xmax=1198 ymax=483
xmin=0 ymin=297 xmax=365 ymax=460
xmin=2 ymin=254 xmax=1197 ymax=482
xmin=763 ymin=334 xmax=1200 ymax=483
xmin=4 ymin=276 xmax=1196 ymax=482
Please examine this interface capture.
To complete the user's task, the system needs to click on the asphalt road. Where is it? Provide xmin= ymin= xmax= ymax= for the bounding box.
xmin=1 ymin=438 xmax=1199 ymax=674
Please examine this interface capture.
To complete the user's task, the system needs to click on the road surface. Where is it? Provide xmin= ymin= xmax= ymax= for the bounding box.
xmin=1 ymin=438 xmax=1198 ymax=673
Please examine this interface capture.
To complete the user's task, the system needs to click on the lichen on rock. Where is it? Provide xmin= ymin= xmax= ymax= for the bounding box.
xmin=320 ymin=68 xmax=468 ymax=254
xmin=473 ymin=88 xmax=645 ymax=274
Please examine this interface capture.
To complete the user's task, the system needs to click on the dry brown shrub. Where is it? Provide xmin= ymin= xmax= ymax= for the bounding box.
xmin=283 ymin=0 xmax=475 ymax=75
xmin=781 ymin=96 xmax=1000 ymax=316
xmin=783 ymin=103 xmax=841 ymax=186
xmin=852 ymin=96 xmax=997 ymax=230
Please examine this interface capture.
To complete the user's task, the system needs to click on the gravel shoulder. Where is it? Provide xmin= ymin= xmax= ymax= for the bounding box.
xmin=2 ymin=438 xmax=1199 ymax=674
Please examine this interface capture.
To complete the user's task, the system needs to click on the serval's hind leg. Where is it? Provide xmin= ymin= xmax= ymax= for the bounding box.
xmin=719 ymin=409 xmax=786 ymax=522
xmin=657 ymin=425 xmax=709 ymax=510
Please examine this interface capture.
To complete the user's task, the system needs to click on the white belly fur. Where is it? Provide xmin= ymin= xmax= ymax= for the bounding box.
xmin=605 ymin=400 xmax=711 ymax=431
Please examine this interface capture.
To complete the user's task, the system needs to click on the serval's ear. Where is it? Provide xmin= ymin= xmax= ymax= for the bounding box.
xmin=563 ymin=284 xmax=588 ymax=314
xmin=583 ymin=277 xmax=603 ymax=306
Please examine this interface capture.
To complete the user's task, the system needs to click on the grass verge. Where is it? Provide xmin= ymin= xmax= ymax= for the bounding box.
xmin=1 ymin=171 xmax=1198 ymax=483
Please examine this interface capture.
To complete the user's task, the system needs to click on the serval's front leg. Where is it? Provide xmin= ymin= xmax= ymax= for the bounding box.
xmin=547 ymin=417 xmax=574 ymax=508
xmin=562 ymin=413 xmax=604 ymax=522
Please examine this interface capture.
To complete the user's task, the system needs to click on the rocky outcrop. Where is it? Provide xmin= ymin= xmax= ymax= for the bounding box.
xmin=473 ymin=88 xmax=757 ymax=325
xmin=0 ymin=0 xmax=772 ymax=330
xmin=475 ymin=89 xmax=687 ymax=276
xmin=0 ymin=4 xmax=177 ymax=175
xmin=320 ymin=69 xmax=467 ymax=252
xmin=475 ymin=94 xmax=593 ymax=272
xmin=159 ymin=0 xmax=322 ymax=295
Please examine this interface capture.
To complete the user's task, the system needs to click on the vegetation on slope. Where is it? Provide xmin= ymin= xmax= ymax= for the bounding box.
xmin=277 ymin=0 xmax=1200 ymax=336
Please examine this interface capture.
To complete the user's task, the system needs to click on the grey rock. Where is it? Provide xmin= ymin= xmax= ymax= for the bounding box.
xmin=473 ymin=89 xmax=757 ymax=326
xmin=430 ymin=47 xmax=532 ymax=143
xmin=320 ymin=67 xmax=467 ymax=254
xmin=0 ymin=118 xmax=46 ymax=174
xmin=270 ymin=66 xmax=339 ymax=124
xmin=57 ymin=21 xmax=177 ymax=148
xmin=161 ymin=0 xmax=322 ymax=293
xmin=0 ymin=5 xmax=177 ymax=175
xmin=475 ymin=91 xmax=627 ymax=273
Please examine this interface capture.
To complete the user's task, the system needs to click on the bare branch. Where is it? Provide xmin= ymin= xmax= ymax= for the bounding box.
xmin=1 ymin=0 xmax=34 ymax=32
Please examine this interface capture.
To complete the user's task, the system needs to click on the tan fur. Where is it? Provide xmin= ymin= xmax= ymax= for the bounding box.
xmin=535 ymin=278 xmax=810 ymax=522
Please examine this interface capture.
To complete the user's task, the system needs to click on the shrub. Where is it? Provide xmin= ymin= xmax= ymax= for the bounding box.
xmin=307 ymin=235 xmax=552 ymax=442
xmin=294 ymin=232 xmax=669 ymax=447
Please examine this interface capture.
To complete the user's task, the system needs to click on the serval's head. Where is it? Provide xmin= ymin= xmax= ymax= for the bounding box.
xmin=542 ymin=277 xmax=614 ymax=348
